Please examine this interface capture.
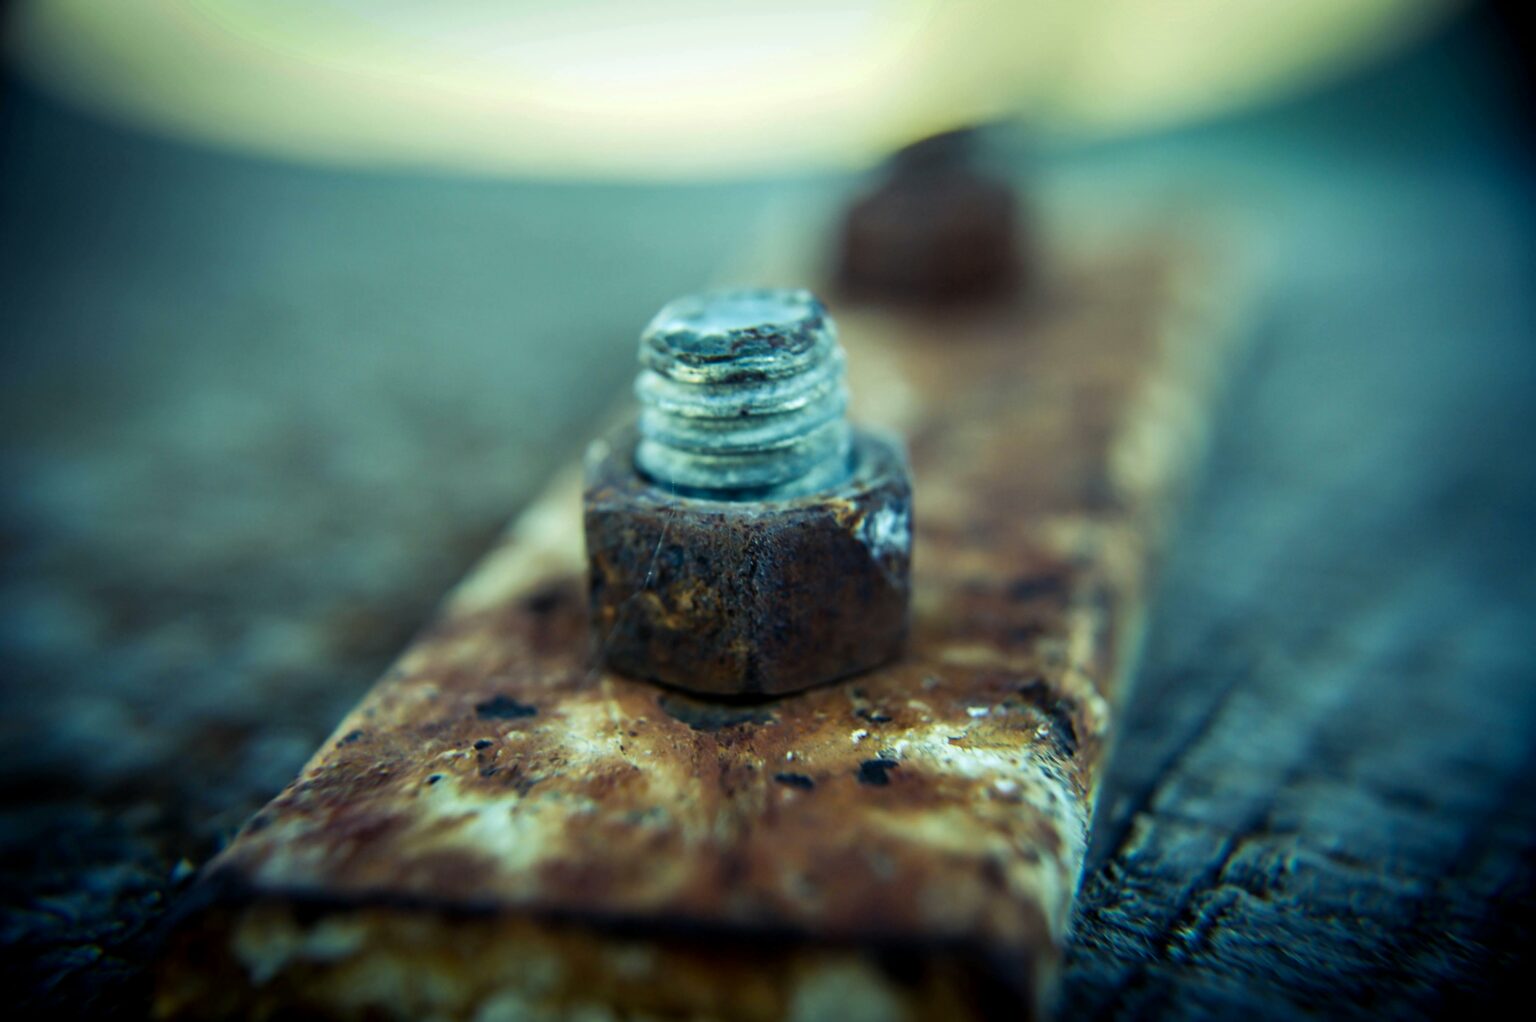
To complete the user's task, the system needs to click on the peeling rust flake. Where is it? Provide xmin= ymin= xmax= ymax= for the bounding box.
xmin=155 ymin=240 xmax=1245 ymax=1021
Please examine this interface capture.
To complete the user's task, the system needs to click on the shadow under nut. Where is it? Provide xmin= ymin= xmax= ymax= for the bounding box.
xmin=583 ymin=428 xmax=912 ymax=696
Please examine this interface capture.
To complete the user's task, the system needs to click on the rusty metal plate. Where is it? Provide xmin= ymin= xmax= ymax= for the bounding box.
xmin=154 ymin=240 xmax=1244 ymax=1020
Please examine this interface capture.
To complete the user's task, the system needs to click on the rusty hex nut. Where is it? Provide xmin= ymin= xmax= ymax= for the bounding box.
xmin=836 ymin=127 xmax=1025 ymax=305
xmin=584 ymin=427 xmax=912 ymax=696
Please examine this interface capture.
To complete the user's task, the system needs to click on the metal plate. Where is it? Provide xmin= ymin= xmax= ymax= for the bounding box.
xmin=155 ymin=241 xmax=1244 ymax=1020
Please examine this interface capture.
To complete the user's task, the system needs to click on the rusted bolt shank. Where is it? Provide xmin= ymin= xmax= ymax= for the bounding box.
xmin=584 ymin=289 xmax=912 ymax=696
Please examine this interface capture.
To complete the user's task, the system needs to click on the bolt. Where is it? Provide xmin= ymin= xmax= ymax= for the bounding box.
xmin=584 ymin=288 xmax=912 ymax=697
xmin=836 ymin=126 xmax=1026 ymax=305
xmin=635 ymin=289 xmax=851 ymax=499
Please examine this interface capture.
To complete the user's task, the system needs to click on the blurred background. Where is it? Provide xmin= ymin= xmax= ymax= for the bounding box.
xmin=1 ymin=0 xmax=1531 ymax=1018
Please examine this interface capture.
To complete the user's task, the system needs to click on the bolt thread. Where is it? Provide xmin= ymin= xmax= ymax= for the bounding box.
xmin=634 ymin=289 xmax=852 ymax=499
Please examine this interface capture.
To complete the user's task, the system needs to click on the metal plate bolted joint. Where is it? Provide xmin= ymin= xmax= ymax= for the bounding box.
xmin=583 ymin=288 xmax=912 ymax=696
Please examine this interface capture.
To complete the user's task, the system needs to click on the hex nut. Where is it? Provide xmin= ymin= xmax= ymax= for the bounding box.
xmin=836 ymin=128 xmax=1025 ymax=305
xmin=584 ymin=427 xmax=912 ymax=696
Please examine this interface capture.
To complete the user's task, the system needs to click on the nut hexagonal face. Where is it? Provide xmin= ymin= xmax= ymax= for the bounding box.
xmin=583 ymin=428 xmax=911 ymax=696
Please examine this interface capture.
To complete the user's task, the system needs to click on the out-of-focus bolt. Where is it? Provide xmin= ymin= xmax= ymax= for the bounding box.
xmin=584 ymin=289 xmax=912 ymax=697
xmin=836 ymin=127 xmax=1026 ymax=305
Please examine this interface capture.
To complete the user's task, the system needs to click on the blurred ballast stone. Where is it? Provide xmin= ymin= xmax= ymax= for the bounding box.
xmin=154 ymin=238 xmax=1247 ymax=1021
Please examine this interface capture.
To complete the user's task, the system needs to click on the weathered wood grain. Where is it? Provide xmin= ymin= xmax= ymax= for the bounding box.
xmin=1055 ymin=97 xmax=1536 ymax=1015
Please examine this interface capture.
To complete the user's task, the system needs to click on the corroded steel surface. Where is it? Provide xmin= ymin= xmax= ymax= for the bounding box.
xmin=586 ymin=427 xmax=912 ymax=695
xmin=155 ymin=243 xmax=1236 ymax=1020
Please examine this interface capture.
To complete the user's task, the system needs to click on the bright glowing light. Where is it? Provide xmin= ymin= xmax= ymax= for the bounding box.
xmin=6 ymin=0 xmax=1458 ymax=179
